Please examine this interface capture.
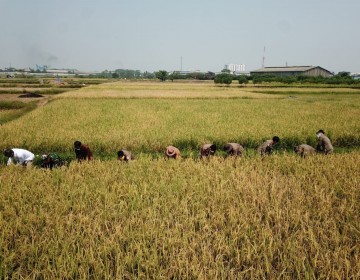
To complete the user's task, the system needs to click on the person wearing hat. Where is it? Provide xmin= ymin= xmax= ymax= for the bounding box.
xmin=200 ymin=143 xmax=217 ymax=158
xmin=294 ymin=144 xmax=316 ymax=158
xmin=3 ymin=148 xmax=35 ymax=166
xmin=258 ymin=136 xmax=280 ymax=158
xmin=117 ymin=149 xmax=134 ymax=162
xmin=164 ymin=146 xmax=181 ymax=159
xmin=223 ymin=143 xmax=244 ymax=157
xmin=316 ymin=130 xmax=333 ymax=154
xmin=74 ymin=140 xmax=93 ymax=162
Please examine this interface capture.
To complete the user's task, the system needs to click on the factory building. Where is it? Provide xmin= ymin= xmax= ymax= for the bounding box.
xmin=250 ymin=66 xmax=333 ymax=77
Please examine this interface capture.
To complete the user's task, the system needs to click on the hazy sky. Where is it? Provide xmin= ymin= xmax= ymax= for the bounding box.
xmin=1 ymin=0 xmax=359 ymax=73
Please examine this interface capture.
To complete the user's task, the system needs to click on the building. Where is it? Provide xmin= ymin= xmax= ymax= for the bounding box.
xmin=250 ymin=66 xmax=333 ymax=77
xmin=224 ymin=64 xmax=246 ymax=73
xmin=351 ymin=73 xmax=360 ymax=80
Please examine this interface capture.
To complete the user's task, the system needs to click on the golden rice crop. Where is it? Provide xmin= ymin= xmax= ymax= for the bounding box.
xmin=0 ymin=87 xmax=359 ymax=154
xmin=0 ymin=81 xmax=359 ymax=279
xmin=58 ymin=80 xmax=360 ymax=99
xmin=0 ymin=153 xmax=359 ymax=279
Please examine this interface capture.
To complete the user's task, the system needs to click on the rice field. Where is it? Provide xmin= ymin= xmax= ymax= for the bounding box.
xmin=0 ymin=81 xmax=359 ymax=279
xmin=0 ymin=82 xmax=359 ymax=155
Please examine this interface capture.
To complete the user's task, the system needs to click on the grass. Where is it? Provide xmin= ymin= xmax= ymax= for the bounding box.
xmin=0 ymin=77 xmax=109 ymax=85
xmin=0 ymin=101 xmax=27 ymax=110
xmin=0 ymin=77 xmax=110 ymax=97
xmin=0 ymin=101 xmax=37 ymax=125
xmin=0 ymin=88 xmax=76 ymax=95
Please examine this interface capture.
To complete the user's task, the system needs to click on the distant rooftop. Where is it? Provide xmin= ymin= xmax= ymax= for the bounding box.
xmin=252 ymin=66 xmax=318 ymax=72
xmin=250 ymin=66 xmax=334 ymax=77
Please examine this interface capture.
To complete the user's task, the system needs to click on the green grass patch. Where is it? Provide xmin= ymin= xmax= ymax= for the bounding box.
xmin=0 ymin=88 xmax=75 ymax=95
xmin=0 ymin=101 xmax=26 ymax=110
xmin=0 ymin=102 xmax=37 ymax=125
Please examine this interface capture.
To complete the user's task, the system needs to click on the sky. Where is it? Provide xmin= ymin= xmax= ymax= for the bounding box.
xmin=1 ymin=0 xmax=359 ymax=73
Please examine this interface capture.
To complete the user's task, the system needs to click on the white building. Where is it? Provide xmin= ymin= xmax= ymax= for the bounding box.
xmin=224 ymin=64 xmax=246 ymax=73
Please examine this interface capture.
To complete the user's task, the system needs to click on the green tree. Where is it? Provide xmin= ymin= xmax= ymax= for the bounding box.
xmin=143 ymin=71 xmax=156 ymax=79
xmin=155 ymin=70 xmax=168 ymax=82
xmin=237 ymin=75 xmax=249 ymax=86
xmin=214 ymin=73 xmax=233 ymax=85
xmin=221 ymin=69 xmax=231 ymax=74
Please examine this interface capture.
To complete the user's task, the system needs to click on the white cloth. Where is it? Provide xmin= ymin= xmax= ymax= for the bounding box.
xmin=7 ymin=148 xmax=35 ymax=165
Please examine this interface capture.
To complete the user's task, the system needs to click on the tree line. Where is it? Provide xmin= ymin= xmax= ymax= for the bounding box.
xmin=92 ymin=69 xmax=360 ymax=86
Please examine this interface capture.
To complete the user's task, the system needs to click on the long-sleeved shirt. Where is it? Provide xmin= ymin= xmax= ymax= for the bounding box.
xmin=223 ymin=143 xmax=244 ymax=157
xmin=294 ymin=144 xmax=316 ymax=157
xmin=7 ymin=148 xmax=35 ymax=165
xmin=200 ymin=144 xmax=217 ymax=158
xmin=118 ymin=150 xmax=133 ymax=161
xmin=316 ymin=134 xmax=333 ymax=154
xmin=258 ymin=140 xmax=274 ymax=157
xmin=75 ymin=144 xmax=93 ymax=161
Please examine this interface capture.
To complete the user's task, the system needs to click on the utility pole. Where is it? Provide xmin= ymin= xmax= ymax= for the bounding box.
xmin=262 ymin=46 xmax=266 ymax=68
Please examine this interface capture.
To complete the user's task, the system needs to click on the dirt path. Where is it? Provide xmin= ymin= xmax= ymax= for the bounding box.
xmin=37 ymin=97 xmax=49 ymax=107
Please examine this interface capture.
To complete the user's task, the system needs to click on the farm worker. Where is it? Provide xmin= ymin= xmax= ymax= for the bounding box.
xmin=223 ymin=143 xmax=244 ymax=157
xmin=74 ymin=140 xmax=93 ymax=162
xmin=117 ymin=149 xmax=134 ymax=162
xmin=200 ymin=143 xmax=217 ymax=158
xmin=3 ymin=148 xmax=35 ymax=166
xmin=293 ymin=144 xmax=316 ymax=158
xmin=316 ymin=130 xmax=333 ymax=154
xmin=41 ymin=153 xmax=64 ymax=169
xmin=165 ymin=146 xmax=181 ymax=159
xmin=258 ymin=136 xmax=280 ymax=158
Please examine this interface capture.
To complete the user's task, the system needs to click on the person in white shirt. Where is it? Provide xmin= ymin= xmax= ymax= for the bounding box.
xmin=3 ymin=148 xmax=35 ymax=166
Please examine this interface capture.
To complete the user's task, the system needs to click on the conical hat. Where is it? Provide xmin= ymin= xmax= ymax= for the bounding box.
xmin=166 ymin=147 xmax=176 ymax=156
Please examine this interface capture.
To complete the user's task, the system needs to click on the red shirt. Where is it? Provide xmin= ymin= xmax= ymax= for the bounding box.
xmin=75 ymin=144 xmax=93 ymax=161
